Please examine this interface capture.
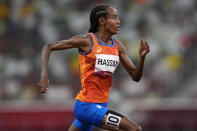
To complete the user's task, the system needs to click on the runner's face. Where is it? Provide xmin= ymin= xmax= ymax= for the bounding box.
xmin=104 ymin=8 xmax=120 ymax=35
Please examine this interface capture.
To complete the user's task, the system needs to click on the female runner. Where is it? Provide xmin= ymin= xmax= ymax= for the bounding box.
xmin=37 ymin=5 xmax=150 ymax=131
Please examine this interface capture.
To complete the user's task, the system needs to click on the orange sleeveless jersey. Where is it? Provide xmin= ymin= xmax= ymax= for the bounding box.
xmin=75 ymin=33 xmax=120 ymax=103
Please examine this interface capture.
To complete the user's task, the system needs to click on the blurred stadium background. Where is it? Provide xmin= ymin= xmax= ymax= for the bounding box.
xmin=0 ymin=0 xmax=197 ymax=131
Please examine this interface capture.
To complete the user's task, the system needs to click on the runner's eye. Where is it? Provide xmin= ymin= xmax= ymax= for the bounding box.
xmin=112 ymin=15 xmax=119 ymax=20
xmin=112 ymin=15 xmax=116 ymax=20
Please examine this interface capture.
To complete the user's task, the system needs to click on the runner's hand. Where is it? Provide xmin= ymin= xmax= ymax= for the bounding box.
xmin=37 ymin=76 xmax=49 ymax=93
xmin=139 ymin=38 xmax=150 ymax=58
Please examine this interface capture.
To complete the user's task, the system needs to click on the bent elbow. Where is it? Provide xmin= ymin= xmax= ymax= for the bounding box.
xmin=44 ymin=44 xmax=53 ymax=51
xmin=134 ymin=79 xmax=140 ymax=82
xmin=132 ymin=77 xmax=141 ymax=82
xmin=129 ymin=71 xmax=141 ymax=82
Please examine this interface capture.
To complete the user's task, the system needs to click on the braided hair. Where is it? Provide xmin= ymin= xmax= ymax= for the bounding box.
xmin=89 ymin=5 xmax=110 ymax=33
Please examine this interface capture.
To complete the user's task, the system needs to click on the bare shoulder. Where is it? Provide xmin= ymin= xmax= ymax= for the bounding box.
xmin=114 ymin=39 xmax=126 ymax=54
xmin=71 ymin=34 xmax=92 ymax=47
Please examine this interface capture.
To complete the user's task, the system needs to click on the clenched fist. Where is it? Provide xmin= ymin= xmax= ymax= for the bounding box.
xmin=139 ymin=38 xmax=150 ymax=58
xmin=37 ymin=76 xmax=49 ymax=93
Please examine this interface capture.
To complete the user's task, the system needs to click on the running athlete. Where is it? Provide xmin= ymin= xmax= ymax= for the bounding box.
xmin=37 ymin=5 xmax=150 ymax=131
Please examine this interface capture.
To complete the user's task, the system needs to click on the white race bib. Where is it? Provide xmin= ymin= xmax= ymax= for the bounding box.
xmin=95 ymin=54 xmax=119 ymax=76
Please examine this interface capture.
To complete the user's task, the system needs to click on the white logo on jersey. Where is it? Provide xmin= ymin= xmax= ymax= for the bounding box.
xmin=97 ymin=47 xmax=102 ymax=53
xmin=115 ymin=49 xmax=118 ymax=55
xmin=95 ymin=54 xmax=119 ymax=76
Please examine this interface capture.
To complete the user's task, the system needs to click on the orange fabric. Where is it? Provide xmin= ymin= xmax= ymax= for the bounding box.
xmin=75 ymin=33 xmax=119 ymax=103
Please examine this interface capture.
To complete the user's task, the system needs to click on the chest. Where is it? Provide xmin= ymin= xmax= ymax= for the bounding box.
xmin=92 ymin=45 xmax=120 ymax=76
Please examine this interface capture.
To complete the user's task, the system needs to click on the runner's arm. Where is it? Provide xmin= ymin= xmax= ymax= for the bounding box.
xmin=37 ymin=36 xmax=91 ymax=93
xmin=117 ymin=39 xmax=149 ymax=82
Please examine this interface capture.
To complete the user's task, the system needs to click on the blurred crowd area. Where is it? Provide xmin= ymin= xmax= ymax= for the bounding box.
xmin=0 ymin=0 xmax=197 ymax=108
